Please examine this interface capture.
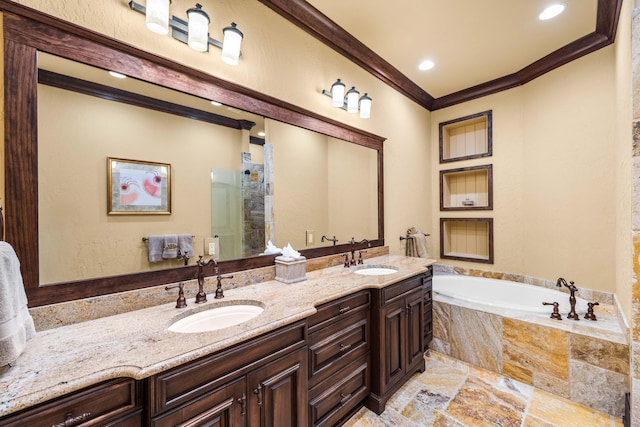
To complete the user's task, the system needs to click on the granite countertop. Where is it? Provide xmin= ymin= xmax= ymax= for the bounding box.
xmin=0 ymin=255 xmax=435 ymax=416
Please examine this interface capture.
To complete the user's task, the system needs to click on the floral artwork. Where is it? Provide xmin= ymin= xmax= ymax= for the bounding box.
xmin=108 ymin=157 xmax=171 ymax=214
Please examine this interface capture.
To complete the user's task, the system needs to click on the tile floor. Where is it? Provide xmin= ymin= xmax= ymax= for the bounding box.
xmin=344 ymin=351 xmax=623 ymax=427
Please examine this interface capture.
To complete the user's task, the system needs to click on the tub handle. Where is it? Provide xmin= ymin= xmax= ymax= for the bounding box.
xmin=542 ymin=302 xmax=562 ymax=320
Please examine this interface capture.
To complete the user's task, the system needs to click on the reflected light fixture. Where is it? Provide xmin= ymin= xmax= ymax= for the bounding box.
xmin=539 ymin=4 xmax=565 ymax=20
xmin=323 ymin=79 xmax=373 ymax=119
xmin=108 ymin=71 xmax=127 ymax=79
xmin=128 ymin=1 xmax=244 ymax=65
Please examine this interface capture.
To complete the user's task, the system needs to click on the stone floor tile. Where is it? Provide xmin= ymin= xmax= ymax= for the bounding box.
xmin=527 ymin=388 xmax=617 ymax=427
xmin=444 ymin=376 xmax=527 ymax=427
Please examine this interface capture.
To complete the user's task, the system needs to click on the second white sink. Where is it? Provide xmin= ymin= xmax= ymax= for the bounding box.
xmin=169 ymin=303 xmax=264 ymax=333
xmin=354 ymin=266 xmax=399 ymax=276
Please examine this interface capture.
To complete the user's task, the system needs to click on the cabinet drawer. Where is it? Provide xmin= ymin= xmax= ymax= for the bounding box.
xmin=424 ymin=287 xmax=432 ymax=304
xmin=308 ymin=311 xmax=369 ymax=388
xmin=0 ymin=378 xmax=140 ymax=427
xmin=309 ymin=357 xmax=369 ymax=427
xmin=380 ymin=273 xmax=425 ymax=304
xmin=308 ymin=290 xmax=370 ymax=332
xmin=151 ymin=377 xmax=245 ymax=427
xmin=149 ymin=321 xmax=306 ymax=415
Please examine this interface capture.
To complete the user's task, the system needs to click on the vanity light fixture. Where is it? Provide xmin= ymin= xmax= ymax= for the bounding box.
xmin=128 ymin=1 xmax=244 ymax=64
xmin=322 ymin=79 xmax=373 ymax=119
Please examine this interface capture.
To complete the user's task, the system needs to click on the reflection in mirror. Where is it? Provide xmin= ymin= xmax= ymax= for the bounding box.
xmin=36 ymin=52 xmax=378 ymax=283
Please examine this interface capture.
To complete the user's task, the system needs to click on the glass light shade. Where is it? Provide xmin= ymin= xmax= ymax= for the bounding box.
xmin=346 ymin=87 xmax=360 ymax=113
xmin=145 ymin=0 xmax=170 ymax=35
xmin=359 ymin=93 xmax=372 ymax=119
xmin=331 ymin=79 xmax=345 ymax=107
xmin=187 ymin=3 xmax=210 ymax=52
xmin=221 ymin=23 xmax=244 ymax=65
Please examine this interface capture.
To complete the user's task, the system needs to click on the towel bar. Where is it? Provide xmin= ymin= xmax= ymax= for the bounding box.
xmin=400 ymin=233 xmax=429 ymax=241
xmin=142 ymin=235 xmax=195 ymax=242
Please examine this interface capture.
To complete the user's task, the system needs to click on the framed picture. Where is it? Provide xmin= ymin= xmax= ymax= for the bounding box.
xmin=107 ymin=157 xmax=171 ymax=215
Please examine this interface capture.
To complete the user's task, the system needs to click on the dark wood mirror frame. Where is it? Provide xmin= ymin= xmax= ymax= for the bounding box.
xmin=1 ymin=1 xmax=385 ymax=307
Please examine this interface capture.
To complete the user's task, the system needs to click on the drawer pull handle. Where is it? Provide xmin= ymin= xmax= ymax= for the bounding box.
xmin=339 ymin=393 xmax=352 ymax=405
xmin=238 ymin=393 xmax=247 ymax=415
xmin=254 ymin=385 xmax=263 ymax=406
xmin=52 ymin=412 xmax=91 ymax=427
xmin=338 ymin=305 xmax=351 ymax=314
xmin=339 ymin=343 xmax=352 ymax=353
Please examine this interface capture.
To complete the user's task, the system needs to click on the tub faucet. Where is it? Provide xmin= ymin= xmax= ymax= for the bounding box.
xmin=556 ymin=277 xmax=579 ymax=320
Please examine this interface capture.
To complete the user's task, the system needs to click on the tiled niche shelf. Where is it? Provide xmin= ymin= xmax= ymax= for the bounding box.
xmin=440 ymin=165 xmax=493 ymax=211
xmin=439 ymin=110 xmax=492 ymax=163
xmin=440 ymin=218 xmax=494 ymax=264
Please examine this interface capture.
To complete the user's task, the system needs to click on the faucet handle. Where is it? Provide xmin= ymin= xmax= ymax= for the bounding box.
xmin=542 ymin=301 xmax=562 ymax=320
xmin=166 ymin=282 xmax=187 ymax=308
xmin=343 ymin=253 xmax=350 ymax=268
xmin=585 ymin=301 xmax=599 ymax=321
xmin=215 ymin=274 xmax=234 ymax=299
xmin=358 ymin=250 xmax=367 ymax=264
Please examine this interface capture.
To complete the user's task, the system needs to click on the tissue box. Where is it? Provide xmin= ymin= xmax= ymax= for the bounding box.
xmin=275 ymin=255 xmax=307 ymax=284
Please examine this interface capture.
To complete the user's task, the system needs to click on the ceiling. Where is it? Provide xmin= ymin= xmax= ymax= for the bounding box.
xmin=261 ymin=0 xmax=621 ymax=110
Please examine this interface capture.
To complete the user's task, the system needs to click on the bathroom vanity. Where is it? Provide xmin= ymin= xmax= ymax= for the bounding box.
xmin=0 ymin=256 xmax=434 ymax=426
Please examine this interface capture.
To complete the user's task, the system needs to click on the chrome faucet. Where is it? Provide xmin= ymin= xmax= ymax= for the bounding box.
xmin=346 ymin=237 xmax=370 ymax=266
xmin=196 ymin=256 xmax=217 ymax=303
xmin=556 ymin=277 xmax=579 ymax=320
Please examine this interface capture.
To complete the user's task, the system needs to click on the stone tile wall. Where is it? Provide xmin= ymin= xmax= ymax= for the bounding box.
xmin=432 ymin=299 xmax=629 ymax=417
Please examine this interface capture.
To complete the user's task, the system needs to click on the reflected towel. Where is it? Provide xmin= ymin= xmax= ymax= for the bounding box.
xmin=177 ymin=234 xmax=194 ymax=260
xmin=406 ymin=226 xmax=429 ymax=258
xmin=0 ymin=242 xmax=36 ymax=366
xmin=148 ymin=235 xmax=164 ymax=263
xmin=162 ymin=234 xmax=179 ymax=259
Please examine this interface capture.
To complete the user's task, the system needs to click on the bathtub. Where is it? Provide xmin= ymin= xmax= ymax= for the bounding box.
xmin=433 ymin=274 xmax=589 ymax=314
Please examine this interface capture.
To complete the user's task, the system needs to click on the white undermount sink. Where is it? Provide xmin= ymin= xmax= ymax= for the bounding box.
xmin=168 ymin=303 xmax=264 ymax=333
xmin=353 ymin=266 xmax=399 ymax=276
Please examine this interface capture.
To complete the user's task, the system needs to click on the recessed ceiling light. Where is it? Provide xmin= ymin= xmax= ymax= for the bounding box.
xmin=258 ymin=131 xmax=266 ymax=137
xmin=108 ymin=71 xmax=126 ymax=79
xmin=418 ymin=60 xmax=435 ymax=71
xmin=539 ymin=4 xmax=565 ymax=20
xmin=210 ymin=100 xmax=222 ymax=106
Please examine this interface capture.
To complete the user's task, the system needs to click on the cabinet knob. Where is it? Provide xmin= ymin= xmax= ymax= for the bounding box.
xmin=253 ymin=385 xmax=263 ymax=406
xmin=52 ymin=412 xmax=91 ymax=427
xmin=339 ymin=393 xmax=352 ymax=405
xmin=339 ymin=343 xmax=352 ymax=354
xmin=237 ymin=393 xmax=246 ymax=415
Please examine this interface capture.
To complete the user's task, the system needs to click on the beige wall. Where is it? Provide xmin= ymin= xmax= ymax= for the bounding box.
xmin=431 ymin=46 xmax=619 ymax=294
xmin=615 ymin=1 xmax=633 ymax=322
xmin=38 ymin=84 xmax=243 ymax=282
xmin=269 ymin=120 xmax=378 ymax=250
xmin=4 ymin=0 xmax=628 ymax=298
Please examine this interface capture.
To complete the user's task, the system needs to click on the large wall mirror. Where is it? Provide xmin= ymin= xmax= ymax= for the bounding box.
xmin=2 ymin=6 xmax=385 ymax=306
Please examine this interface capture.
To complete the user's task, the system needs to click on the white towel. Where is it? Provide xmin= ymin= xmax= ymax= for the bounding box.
xmin=162 ymin=234 xmax=179 ymax=259
xmin=0 ymin=242 xmax=36 ymax=366
xmin=177 ymin=234 xmax=194 ymax=260
xmin=147 ymin=235 xmax=164 ymax=263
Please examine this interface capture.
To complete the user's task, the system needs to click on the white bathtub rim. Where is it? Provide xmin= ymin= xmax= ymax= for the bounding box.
xmin=433 ymin=274 xmax=589 ymax=314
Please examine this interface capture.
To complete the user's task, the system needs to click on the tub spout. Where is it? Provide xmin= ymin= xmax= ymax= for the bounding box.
xmin=556 ymin=277 xmax=579 ymax=320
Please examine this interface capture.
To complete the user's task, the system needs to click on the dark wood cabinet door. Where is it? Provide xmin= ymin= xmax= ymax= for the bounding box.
xmin=382 ymin=297 xmax=407 ymax=392
xmin=247 ymin=347 xmax=308 ymax=427
xmin=151 ymin=377 xmax=246 ymax=427
xmin=406 ymin=290 xmax=425 ymax=370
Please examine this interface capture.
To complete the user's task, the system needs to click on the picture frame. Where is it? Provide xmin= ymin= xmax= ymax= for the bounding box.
xmin=107 ymin=157 xmax=171 ymax=215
